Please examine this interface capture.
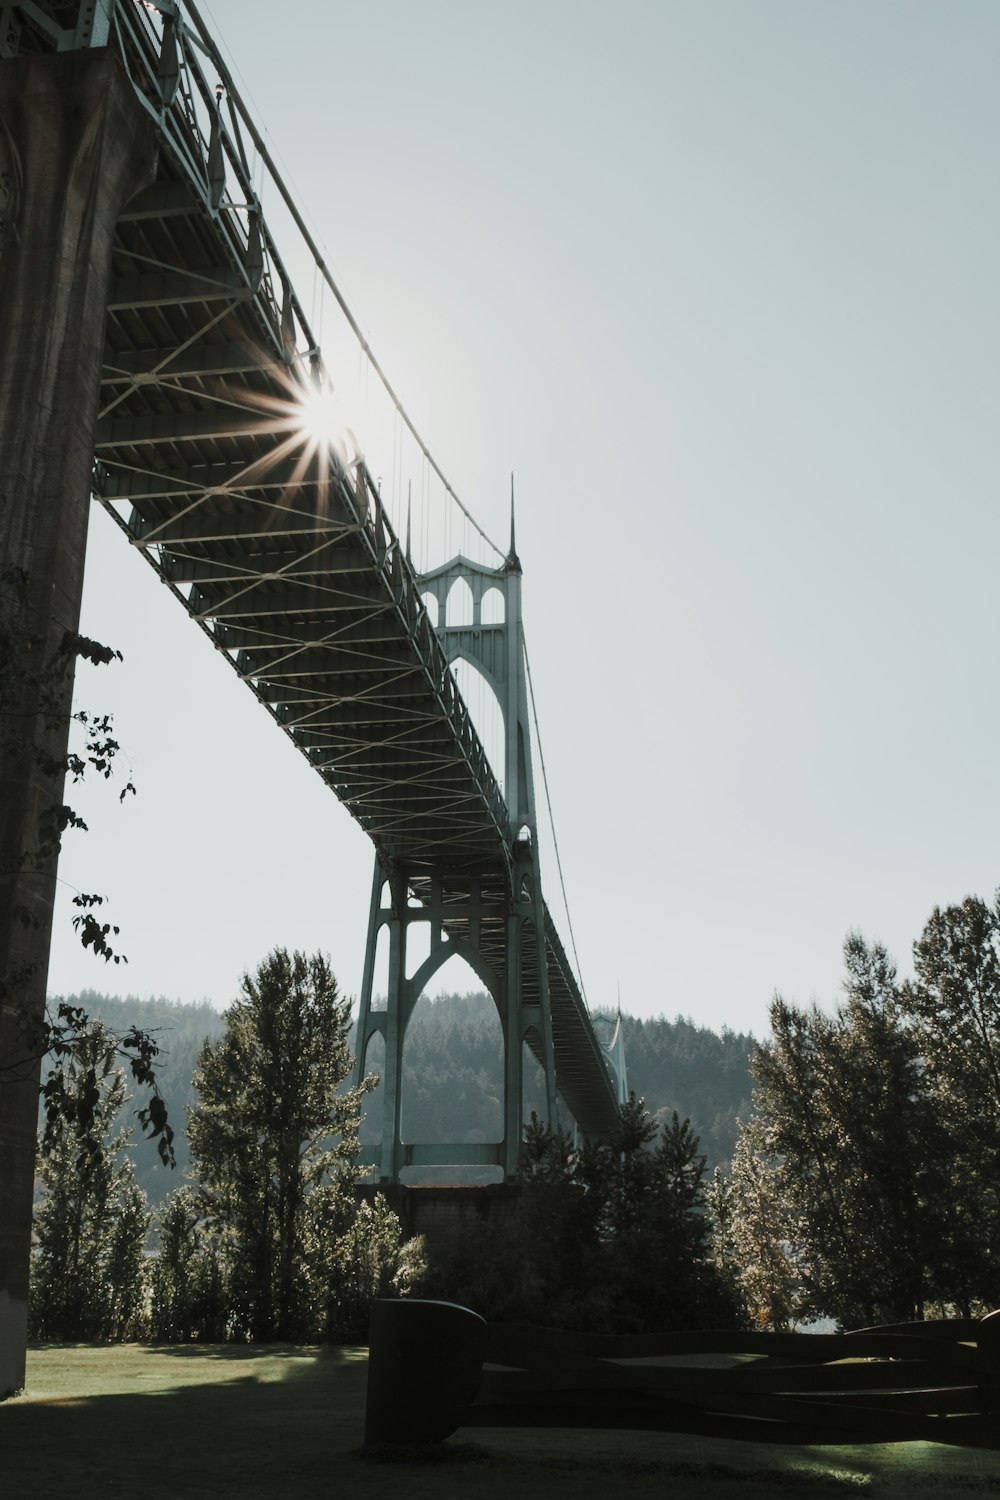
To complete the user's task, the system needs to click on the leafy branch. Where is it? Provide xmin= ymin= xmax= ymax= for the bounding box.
xmin=37 ymin=1003 xmax=176 ymax=1170
xmin=2 ymin=565 xmax=171 ymax=1163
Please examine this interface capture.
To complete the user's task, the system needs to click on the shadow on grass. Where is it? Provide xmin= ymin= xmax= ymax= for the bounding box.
xmin=4 ymin=1346 xmax=1000 ymax=1500
xmin=144 ymin=1340 xmax=336 ymax=1361
xmin=5 ymin=1344 xmax=366 ymax=1500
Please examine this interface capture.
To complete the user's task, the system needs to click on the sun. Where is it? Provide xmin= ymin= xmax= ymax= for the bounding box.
xmin=297 ymin=380 xmax=340 ymax=448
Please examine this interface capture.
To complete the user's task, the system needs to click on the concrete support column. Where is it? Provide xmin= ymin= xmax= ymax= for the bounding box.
xmin=0 ymin=48 xmax=156 ymax=1397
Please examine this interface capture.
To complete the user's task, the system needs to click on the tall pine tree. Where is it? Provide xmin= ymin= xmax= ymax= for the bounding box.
xmin=187 ymin=947 xmax=382 ymax=1340
xmin=728 ymin=935 xmax=944 ymax=1328
xmin=900 ymin=894 xmax=1000 ymax=1311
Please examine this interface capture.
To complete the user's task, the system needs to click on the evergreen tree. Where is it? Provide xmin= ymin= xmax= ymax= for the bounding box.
xmin=30 ymin=1020 xmax=151 ymax=1340
xmin=590 ymin=1097 xmax=741 ymax=1332
xmin=187 ymin=947 xmax=405 ymax=1341
xmin=900 ymin=893 xmax=1000 ymax=1310
xmin=727 ymin=934 xmax=949 ymax=1328
xmin=149 ymin=1186 xmax=230 ymax=1342
xmin=425 ymin=1098 xmax=740 ymax=1333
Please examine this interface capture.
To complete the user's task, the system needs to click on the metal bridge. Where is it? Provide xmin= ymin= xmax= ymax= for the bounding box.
xmin=0 ymin=0 xmax=624 ymax=1178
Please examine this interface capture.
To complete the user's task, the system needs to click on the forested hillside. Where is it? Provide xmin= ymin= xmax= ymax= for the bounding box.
xmin=618 ymin=1012 xmax=755 ymax=1170
xmin=46 ymin=989 xmax=754 ymax=1205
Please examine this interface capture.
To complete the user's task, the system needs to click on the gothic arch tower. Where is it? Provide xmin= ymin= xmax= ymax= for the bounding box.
xmin=353 ymin=512 xmax=560 ymax=1181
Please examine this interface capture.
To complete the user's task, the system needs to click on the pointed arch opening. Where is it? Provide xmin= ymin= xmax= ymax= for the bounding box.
xmin=361 ymin=918 xmax=389 ymax=1014
xmin=481 ymin=586 xmax=505 ymax=625
xmin=446 ymin=576 xmax=474 ymax=627
xmin=399 ymin=952 xmax=504 ymax=1185
xmin=368 ymin=921 xmax=389 ymax=1011
xmin=420 ymin=591 xmax=439 ymax=628
xmin=357 ymin=1029 xmax=385 ymax=1179
xmin=449 ymin=657 xmax=505 ymax=796
xmin=404 ymin=916 xmax=431 ymax=980
xmin=522 ymin=1028 xmax=550 ymax=1130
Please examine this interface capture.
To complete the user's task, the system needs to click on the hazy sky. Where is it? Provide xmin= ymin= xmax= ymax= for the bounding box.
xmin=47 ymin=0 xmax=1000 ymax=1037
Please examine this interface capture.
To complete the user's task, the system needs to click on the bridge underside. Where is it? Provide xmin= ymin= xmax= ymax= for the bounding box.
xmin=356 ymin=859 xmax=620 ymax=1182
xmin=3 ymin=2 xmax=623 ymax=1148
xmin=99 ymin=177 xmax=511 ymax=876
xmin=404 ymin=870 xmax=621 ymax=1134
xmin=98 ymin=147 xmax=619 ymax=1143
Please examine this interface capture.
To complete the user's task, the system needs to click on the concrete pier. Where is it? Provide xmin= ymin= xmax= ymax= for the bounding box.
xmin=0 ymin=47 xmax=155 ymax=1397
xmin=355 ymin=1181 xmax=520 ymax=1247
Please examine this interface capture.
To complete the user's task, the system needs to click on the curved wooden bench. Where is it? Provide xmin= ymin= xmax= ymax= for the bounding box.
xmin=365 ymin=1299 xmax=1000 ymax=1449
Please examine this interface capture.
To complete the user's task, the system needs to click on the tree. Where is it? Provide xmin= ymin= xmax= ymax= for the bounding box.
xmin=584 ymin=1097 xmax=742 ymax=1332
xmin=899 ymin=893 xmax=1000 ymax=1311
xmin=29 ymin=1019 xmax=151 ymax=1341
xmin=425 ymin=1097 xmax=740 ymax=1333
xmin=149 ymin=1187 xmax=229 ymax=1342
xmin=710 ymin=1135 xmax=798 ymax=1331
xmin=36 ymin=999 xmax=175 ymax=1169
xmin=2 ymin=568 xmax=173 ymax=1392
xmin=726 ymin=934 xmax=949 ymax=1328
xmin=307 ymin=1193 xmax=426 ymax=1343
xmin=187 ymin=947 xmax=386 ymax=1341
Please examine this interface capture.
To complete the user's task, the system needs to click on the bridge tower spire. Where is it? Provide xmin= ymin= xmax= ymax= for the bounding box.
xmin=353 ymin=519 xmax=562 ymax=1183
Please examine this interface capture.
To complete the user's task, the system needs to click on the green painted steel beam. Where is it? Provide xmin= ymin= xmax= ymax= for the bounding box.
xmin=190 ymin=583 xmax=398 ymax=617
xmin=100 ymin=460 xmax=347 ymax=498
xmin=122 ymin=508 xmax=356 ymax=544
xmin=96 ymin=409 xmax=282 ymax=446
xmin=102 ymin=341 xmax=284 ymax=380
xmin=402 ymin=1143 xmax=502 ymax=1167
xmin=162 ymin=552 xmax=371 ymax=584
xmin=116 ymin=180 xmax=198 ymax=220
xmin=107 ymin=268 xmax=247 ymax=309
xmin=6 ymin=0 xmax=619 ymax=1159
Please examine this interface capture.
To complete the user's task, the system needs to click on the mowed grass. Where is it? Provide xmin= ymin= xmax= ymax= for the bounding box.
xmin=3 ymin=1343 xmax=1000 ymax=1500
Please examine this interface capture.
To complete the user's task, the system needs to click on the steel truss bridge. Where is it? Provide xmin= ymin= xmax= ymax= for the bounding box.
xmin=0 ymin=0 xmax=626 ymax=1178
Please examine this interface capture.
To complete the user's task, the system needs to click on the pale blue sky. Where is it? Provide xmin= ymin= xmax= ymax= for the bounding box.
xmin=47 ymin=0 xmax=1000 ymax=1035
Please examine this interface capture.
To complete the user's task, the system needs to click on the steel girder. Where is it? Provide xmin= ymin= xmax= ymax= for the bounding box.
xmin=0 ymin=3 xmax=507 ymax=878
xmin=1 ymin=0 xmax=623 ymax=1144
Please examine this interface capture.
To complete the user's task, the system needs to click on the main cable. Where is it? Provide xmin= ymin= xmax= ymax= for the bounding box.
xmin=523 ymin=633 xmax=589 ymax=1008
xmin=184 ymin=0 xmax=505 ymax=562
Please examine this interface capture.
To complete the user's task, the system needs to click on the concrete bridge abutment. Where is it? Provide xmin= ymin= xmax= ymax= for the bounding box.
xmin=355 ymin=1181 xmax=521 ymax=1250
xmin=0 ymin=46 xmax=156 ymax=1397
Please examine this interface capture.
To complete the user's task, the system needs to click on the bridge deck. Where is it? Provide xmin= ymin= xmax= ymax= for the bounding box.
xmin=5 ymin=0 xmax=621 ymax=1141
xmin=98 ymin=148 xmax=509 ymax=876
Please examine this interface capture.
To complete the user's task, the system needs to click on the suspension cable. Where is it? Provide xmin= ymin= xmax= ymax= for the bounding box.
xmin=523 ymin=634 xmax=589 ymax=1007
xmin=184 ymin=0 xmax=505 ymax=561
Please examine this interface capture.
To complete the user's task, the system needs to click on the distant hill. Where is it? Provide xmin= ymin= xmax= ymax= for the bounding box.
xmin=357 ymin=993 xmax=754 ymax=1185
xmin=45 ymin=990 xmax=754 ymax=1205
xmin=617 ymin=1011 xmax=756 ymax=1171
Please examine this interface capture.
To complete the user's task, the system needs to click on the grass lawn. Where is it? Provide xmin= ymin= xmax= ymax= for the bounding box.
xmin=2 ymin=1343 xmax=1000 ymax=1499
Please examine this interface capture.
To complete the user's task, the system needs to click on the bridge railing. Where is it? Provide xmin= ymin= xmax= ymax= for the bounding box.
xmin=364 ymin=1298 xmax=1000 ymax=1451
xmin=106 ymin=0 xmax=504 ymax=571
xmin=111 ymin=1 xmax=311 ymax=378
